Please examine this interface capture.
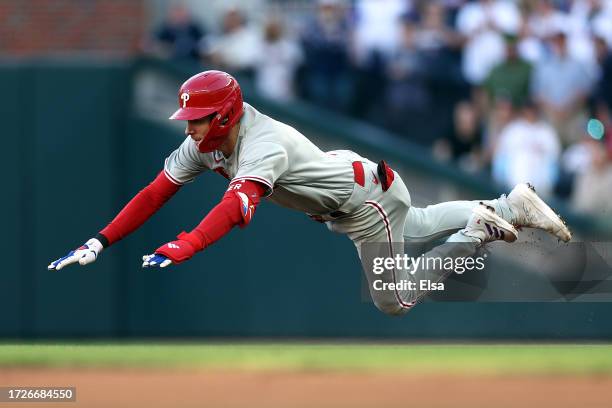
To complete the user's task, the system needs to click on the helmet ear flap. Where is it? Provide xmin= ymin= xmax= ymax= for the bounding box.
xmin=216 ymin=100 xmax=235 ymax=129
xmin=207 ymin=112 xmax=223 ymax=134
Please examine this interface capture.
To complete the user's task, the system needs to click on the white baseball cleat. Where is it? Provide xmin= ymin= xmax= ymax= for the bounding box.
xmin=507 ymin=183 xmax=572 ymax=242
xmin=462 ymin=204 xmax=519 ymax=244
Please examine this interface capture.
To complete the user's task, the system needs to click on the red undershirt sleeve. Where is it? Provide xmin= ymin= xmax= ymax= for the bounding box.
xmin=97 ymin=171 xmax=181 ymax=247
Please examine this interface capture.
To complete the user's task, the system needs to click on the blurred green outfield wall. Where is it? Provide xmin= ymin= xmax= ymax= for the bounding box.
xmin=2 ymin=61 xmax=612 ymax=339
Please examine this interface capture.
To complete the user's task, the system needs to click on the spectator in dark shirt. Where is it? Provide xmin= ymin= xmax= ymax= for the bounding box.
xmin=415 ymin=1 xmax=463 ymax=84
xmin=300 ymin=0 xmax=352 ymax=112
xmin=151 ymin=4 xmax=206 ymax=61
xmin=434 ymin=100 xmax=484 ymax=173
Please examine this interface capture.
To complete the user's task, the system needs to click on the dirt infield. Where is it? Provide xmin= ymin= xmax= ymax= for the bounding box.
xmin=1 ymin=368 xmax=611 ymax=408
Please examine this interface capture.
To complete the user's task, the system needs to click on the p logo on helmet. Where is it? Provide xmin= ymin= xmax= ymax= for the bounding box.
xmin=180 ymin=92 xmax=190 ymax=108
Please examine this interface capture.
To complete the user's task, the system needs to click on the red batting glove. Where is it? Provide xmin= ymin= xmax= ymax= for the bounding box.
xmin=153 ymin=231 xmax=203 ymax=264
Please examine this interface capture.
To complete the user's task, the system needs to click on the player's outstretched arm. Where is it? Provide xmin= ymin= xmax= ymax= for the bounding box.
xmin=142 ymin=179 xmax=265 ymax=268
xmin=48 ymin=170 xmax=181 ymax=270
xmin=48 ymin=238 xmax=104 ymax=270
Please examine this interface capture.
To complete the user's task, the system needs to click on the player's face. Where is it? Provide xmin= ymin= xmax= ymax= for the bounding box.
xmin=185 ymin=115 xmax=212 ymax=142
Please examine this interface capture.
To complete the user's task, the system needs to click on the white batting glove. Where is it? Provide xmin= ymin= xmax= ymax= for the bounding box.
xmin=142 ymin=253 xmax=173 ymax=268
xmin=48 ymin=238 xmax=104 ymax=270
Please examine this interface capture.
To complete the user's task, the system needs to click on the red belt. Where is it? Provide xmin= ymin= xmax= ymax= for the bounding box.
xmin=326 ymin=161 xmax=365 ymax=218
xmin=353 ymin=160 xmax=395 ymax=191
xmin=309 ymin=160 xmax=386 ymax=222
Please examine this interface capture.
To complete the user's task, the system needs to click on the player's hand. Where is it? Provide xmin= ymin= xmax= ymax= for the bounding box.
xmin=142 ymin=233 xmax=199 ymax=268
xmin=48 ymin=238 xmax=104 ymax=270
xmin=142 ymin=253 xmax=173 ymax=268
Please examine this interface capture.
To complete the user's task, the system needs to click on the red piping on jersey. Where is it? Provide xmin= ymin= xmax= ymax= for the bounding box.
xmin=364 ymin=200 xmax=414 ymax=310
xmin=163 ymin=169 xmax=183 ymax=186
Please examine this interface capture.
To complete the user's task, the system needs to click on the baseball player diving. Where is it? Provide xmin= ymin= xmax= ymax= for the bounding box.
xmin=48 ymin=71 xmax=571 ymax=315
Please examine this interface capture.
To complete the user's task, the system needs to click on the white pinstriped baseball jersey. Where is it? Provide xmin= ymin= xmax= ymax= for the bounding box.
xmin=164 ymin=102 xmax=364 ymax=215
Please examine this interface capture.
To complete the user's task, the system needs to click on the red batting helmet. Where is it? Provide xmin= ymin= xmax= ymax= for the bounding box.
xmin=170 ymin=70 xmax=244 ymax=153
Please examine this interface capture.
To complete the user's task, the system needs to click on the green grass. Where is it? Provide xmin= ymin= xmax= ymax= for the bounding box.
xmin=1 ymin=343 xmax=611 ymax=376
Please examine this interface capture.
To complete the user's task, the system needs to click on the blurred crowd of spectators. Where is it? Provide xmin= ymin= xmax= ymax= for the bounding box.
xmin=145 ymin=0 xmax=612 ymax=218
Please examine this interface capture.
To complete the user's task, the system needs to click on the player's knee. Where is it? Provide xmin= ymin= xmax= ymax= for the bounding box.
xmin=373 ymin=299 xmax=412 ymax=316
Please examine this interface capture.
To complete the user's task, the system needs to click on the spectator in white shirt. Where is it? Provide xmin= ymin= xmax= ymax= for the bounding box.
xmin=206 ymin=8 xmax=261 ymax=76
xmin=571 ymin=139 xmax=612 ymax=217
xmin=254 ymin=19 xmax=303 ymax=102
xmin=455 ymin=0 xmax=522 ymax=84
xmin=352 ymin=0 xmax=411 ymax=65
xmin=493 ymin=101 xmax=561 ymax=197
